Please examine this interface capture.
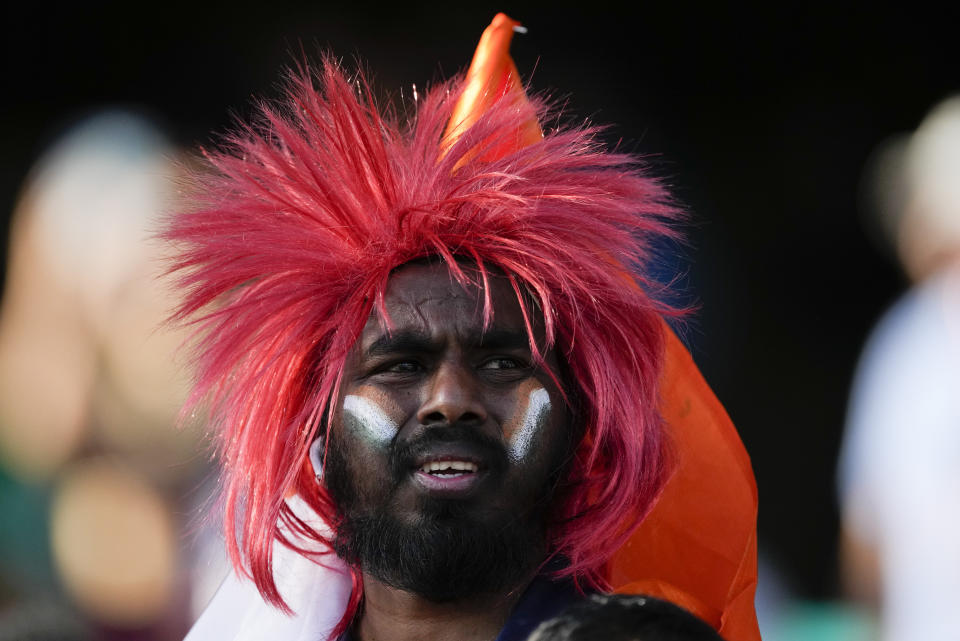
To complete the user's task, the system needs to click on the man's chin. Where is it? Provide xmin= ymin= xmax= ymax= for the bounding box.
xmin=333 ymin=510 xmax=545 ymax=602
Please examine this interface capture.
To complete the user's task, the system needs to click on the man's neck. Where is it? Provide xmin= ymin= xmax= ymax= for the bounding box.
xmin=354 ymin=573 xmax=532 ymax=641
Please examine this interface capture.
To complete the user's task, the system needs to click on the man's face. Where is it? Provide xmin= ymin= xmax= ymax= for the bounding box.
xmin=324 ymin=260 xmax=572 ymax=601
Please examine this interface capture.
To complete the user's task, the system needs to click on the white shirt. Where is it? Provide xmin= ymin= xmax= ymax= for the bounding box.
xmin=839 ymin=266 xmax=960 ymax=641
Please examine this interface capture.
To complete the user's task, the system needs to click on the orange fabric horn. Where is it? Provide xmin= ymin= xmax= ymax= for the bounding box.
xmin=443 ymin=13 xmax=542 ymax=164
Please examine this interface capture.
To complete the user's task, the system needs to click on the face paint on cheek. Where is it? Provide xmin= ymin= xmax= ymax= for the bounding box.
xmin=342 ymin=395 xmax=399 ymax=448
xmin=508 ymin=387 xmax=552 ymax=462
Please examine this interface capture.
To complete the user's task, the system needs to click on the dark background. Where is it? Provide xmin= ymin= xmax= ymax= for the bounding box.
xmin=2 ymin=0 xmax=956 ymax=601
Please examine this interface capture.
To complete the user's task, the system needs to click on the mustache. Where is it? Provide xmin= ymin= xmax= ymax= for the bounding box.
xmin=389 ymin=425 xmax=508 ymax=478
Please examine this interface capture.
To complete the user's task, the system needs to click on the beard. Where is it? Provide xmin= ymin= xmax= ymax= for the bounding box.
xmin=325 ymin=426 xmax=557 ymax=602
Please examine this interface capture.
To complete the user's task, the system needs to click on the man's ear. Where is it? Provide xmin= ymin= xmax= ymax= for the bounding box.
xmin=308 ymin=436 xmax=325 ymax=480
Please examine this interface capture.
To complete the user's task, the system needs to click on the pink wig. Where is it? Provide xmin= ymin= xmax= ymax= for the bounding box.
xmin=164 ymin=59 xmax=679 ymax=622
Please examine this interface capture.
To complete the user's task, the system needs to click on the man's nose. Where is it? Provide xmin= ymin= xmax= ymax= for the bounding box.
xmin=417 ymin=361 xmax=487 ymax=426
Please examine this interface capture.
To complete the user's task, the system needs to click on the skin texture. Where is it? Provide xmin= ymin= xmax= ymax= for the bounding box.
xmin=326 ymin=260 xmax=572 ymax=641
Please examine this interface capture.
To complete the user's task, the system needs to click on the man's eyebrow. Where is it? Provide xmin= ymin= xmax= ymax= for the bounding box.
xmin=363 ymin=328 xmax=532 ymax=356
xmin=364 ymin=331 xmax=439 ymax=357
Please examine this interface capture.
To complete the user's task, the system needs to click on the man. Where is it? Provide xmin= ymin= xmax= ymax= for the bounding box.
xmin=168 ymin=14 xmax=759 ymax=641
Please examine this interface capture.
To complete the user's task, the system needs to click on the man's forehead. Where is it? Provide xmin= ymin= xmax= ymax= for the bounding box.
xmin=383 ymin=268 xmax=487 ymax=310
xmin=354 ymin=261 xmax=536 ymax=352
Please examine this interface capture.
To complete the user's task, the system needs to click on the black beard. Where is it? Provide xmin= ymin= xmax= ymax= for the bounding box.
xmin=325 ymin=427 xmax=555 ymax=602
xmin=332 ymin=506 xmax=546 ymax=602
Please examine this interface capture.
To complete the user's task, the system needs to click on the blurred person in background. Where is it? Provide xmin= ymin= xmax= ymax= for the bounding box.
xmin=838 ymin=95 xmax=960 ymax=641
xmin=525 ymin=594 xmax=724 ymax=641
xmin=0 ymin=111 xmax=218 ymax=640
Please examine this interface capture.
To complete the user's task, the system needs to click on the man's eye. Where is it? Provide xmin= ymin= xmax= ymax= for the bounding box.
xmin=385 ymin=361 xmax=421 ymax=373
xmin=480 ymin=358 xmax=522 ymax=370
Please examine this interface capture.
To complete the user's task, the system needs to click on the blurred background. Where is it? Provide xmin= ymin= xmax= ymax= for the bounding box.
xmin=0 ymin=2 xmax=957 ymax=639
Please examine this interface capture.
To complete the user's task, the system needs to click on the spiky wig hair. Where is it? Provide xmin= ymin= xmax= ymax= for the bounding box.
xmin=165 ymin=59 xmax=679 ymax=620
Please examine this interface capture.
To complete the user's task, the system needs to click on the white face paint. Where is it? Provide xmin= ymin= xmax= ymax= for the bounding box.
xmin=343 ymin=395 xmax=399 ymax=448
xmin=508 ymin=387 xmax=551 ymax=462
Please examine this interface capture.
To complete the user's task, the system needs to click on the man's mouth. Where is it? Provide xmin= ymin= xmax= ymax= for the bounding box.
xmin=411 ymin=456 xmax=485 ymax=495
xmin=396 ymin=432 xmax=504 ymax=498
xmin=418 ymin=460 xmax=479 ymax=476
